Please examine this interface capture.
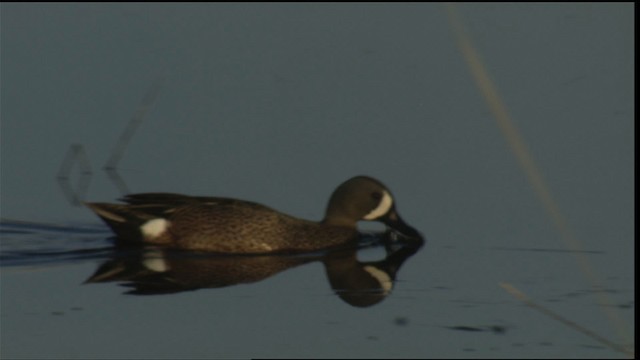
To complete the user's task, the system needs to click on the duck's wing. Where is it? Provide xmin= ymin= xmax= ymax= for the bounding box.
xmin=120 ymin=193 xmax=201 ymax=206
xmin=120 ymin=193 xmax=243 ymax=207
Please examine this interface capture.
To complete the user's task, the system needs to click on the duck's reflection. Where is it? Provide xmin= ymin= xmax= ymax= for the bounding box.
xmin=86 ymin=232 xmax=424 ymax=307
xmin=323 ymin=236 xmax=423 ymax=307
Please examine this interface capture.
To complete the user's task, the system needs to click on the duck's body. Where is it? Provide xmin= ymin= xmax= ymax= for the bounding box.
xmin=86 ymin=176 xmax=421 ymax=254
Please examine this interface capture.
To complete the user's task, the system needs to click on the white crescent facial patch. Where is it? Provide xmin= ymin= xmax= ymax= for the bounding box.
xmin=363 ymin=190 xmax=393 ymax=220
xmin=363 ymin=265 xmax=393 ymax=294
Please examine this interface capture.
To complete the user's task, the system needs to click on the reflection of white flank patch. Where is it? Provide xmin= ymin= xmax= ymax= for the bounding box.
xmin=363 ymin=265 xmax=393 ymax=294
xmin=363 ymin=191 xmax=393 ymax=220
xmin=143 ymin=249 xmax=168 ymax=272
xmin=141 ymin=218 xmax=168 ymax=239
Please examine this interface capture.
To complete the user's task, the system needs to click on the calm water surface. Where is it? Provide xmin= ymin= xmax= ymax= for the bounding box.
xmin=1 ymin=3 xmax=634 ymax=359
xmin=1 ymin=217 xmax=632 ymax=358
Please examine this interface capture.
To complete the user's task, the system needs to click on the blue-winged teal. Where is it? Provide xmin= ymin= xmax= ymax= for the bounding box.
xmin=85 ymin=176 xmax=421 ymax=254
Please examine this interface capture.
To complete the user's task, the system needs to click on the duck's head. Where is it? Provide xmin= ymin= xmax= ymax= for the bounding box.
xmin=323 ymin=176 xmax=422 ymax=239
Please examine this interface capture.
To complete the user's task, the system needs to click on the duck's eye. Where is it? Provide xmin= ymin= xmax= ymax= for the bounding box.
xmin=371 ymin=192 xmax=383 ymax=201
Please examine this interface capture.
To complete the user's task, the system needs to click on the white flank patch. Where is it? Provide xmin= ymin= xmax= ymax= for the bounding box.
xmin=363 ymin=265 xmax=393 ymax=294
xmin=363 ymin=190 xmax=393 ymax=220
xmin=140 ymin=218 xmax=168 ymax=239
xmin=143 ymin=249 xmax=168 ymax=272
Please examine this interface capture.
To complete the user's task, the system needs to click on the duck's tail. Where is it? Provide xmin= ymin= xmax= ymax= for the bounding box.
xmin=84 ymin=202 xmax=152 ymax=241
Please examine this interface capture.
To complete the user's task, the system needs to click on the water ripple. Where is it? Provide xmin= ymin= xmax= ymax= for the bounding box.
xmin=0 ymin=219 xmax=112 ymax=268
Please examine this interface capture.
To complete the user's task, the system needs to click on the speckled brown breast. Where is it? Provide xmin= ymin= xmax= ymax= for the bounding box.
xmin=160 ymin=201 xmax=358 ymax=253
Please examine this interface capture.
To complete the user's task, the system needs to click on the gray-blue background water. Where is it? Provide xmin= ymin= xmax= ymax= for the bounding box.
xmin=1 ymin=3 xmax=634 ymax=358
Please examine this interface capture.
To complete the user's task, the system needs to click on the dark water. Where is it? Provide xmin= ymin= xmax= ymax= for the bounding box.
xmin=1 ymin=219 xmax=633 ymax=358
xmin=1 ymin=3 xmax=634 ymax=359
xmin=0 ymin=220 xmax=110 ymax=267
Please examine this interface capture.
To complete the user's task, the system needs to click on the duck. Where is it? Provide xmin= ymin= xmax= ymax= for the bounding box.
xmin=85 ymin=175 xmax=422 ymax=254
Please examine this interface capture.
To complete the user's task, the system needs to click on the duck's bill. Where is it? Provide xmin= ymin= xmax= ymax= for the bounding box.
xmin=383 ymin=210 xmax=423 ymax=240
